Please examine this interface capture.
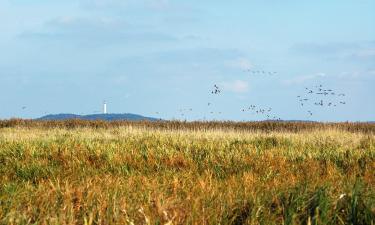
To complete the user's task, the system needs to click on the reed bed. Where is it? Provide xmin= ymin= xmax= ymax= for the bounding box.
xmin=0 ymin=120 xmax=374 ymax=224
xmin=1 ymin=119 xmax=375 ymax=134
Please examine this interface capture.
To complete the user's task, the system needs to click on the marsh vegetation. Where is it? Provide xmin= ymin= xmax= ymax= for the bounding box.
xmin=0 ymin=120 xmax=374 ymax=224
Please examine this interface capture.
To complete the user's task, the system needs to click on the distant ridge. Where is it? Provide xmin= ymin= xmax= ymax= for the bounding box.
xmin=38 ymin=113 xmax=159 ymax=121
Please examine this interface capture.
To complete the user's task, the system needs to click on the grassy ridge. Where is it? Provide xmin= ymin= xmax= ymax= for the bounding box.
xmin=1 ymin=119 xmax=375 ymax=134
xmin=0 ymin=122 xmax=374 ymax=224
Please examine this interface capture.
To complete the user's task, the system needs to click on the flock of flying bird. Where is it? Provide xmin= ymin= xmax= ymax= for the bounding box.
xmin=205 ymin=84 xmax=282 ymax=120
xmin=166 ymin=69 xmax=348 ymax=121
xmin=244 ymin=69 xmax=278 ymax=76
xmin=296 ymin=84 xmax=347 ymax=117
xmin=240 ymin=105 xmax=281 ymax=121
xmin=19 ymin=68 xmax=348 ymax=121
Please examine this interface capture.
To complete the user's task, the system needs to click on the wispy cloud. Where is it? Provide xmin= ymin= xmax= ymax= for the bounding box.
xmin=147 ymin=0 xmax=170 ymax=10
xmin=337 ymin=69 xmax=375 ymax=80
xmin=283 ymin=72 xmax=326 ymax=85
xmin=18 ymin=16 xmax=177 ymax=45
xmin=80 ymin=0 xmax=185 ymax=12
xmin=350 ymin=48 xmax=375 ymax=59
xmin=284 ymin=69 xmax=375 ymax=86
xmin=221 ymin=80 xmax=249 ymax=93
xmin=158 ymin=48 xmax=241 ymax=61
xmin=290 ymin=41 xmax=375 ymax=62
xmin=226 ymin=58 xmax=253 ymax=70
xmin=49 ymin=16 xmax=127 ymax=29
xmin=80 ymin=0 xmax=134 ymax=10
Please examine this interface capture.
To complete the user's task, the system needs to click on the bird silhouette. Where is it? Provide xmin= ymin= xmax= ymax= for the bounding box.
xmin=211 ymin=85 xmax=221 ymax=94
xmin=245 ymin=69 xmax=277 ymax=76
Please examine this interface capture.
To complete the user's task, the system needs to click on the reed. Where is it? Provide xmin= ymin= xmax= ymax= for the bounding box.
xmin=0 ymin=121 xmax=374 ymax=224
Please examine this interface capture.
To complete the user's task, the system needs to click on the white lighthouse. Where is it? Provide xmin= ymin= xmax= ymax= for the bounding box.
xmin=103 ymin=101 xmax=107 ymax=114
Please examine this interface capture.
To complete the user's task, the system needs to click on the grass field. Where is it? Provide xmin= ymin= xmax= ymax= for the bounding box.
xmin=0 ymin=120 xmax=374 ymax=224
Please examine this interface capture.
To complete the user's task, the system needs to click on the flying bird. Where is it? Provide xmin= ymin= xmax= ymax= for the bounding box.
xmin=211 ymin=85 xmax=221 ymax=94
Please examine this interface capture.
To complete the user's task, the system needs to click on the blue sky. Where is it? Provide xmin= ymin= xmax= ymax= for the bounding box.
xmin=1 ymin=0 xmax=374 ymax=121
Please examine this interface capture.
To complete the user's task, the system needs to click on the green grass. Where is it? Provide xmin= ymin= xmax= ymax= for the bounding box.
xmin=0 ymin=123 xmax=374 ymax=224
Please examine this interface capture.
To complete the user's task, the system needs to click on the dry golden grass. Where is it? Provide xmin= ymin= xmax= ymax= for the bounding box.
xmin=0 ymin=120 xmax=374 ymax=224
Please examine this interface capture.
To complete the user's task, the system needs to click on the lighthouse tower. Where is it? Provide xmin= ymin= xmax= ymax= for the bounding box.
xmin=103 ymin=101 xmax=107 ymax=114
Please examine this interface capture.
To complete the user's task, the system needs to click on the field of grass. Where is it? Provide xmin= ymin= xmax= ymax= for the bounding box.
xmin=0 ymin=120 xmax=374 ymax=224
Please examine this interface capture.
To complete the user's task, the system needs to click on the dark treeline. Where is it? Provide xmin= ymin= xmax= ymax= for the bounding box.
xmin=1 ymin=119 xmax=374 ymax=134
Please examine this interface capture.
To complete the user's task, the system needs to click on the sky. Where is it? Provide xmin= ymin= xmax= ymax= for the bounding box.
xmin=0 ymin=0 xmax=374 ymax=121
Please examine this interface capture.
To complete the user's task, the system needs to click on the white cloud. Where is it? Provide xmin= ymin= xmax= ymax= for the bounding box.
xmin=283 ymin=72 xmax=326 ymax=85
xmin=112 ymin=75 xmax=128 ymax=85
xmin=226 ymin=57 xmax=253 ymax=70
xmin=284 ymin=69 xmax=375 ymax=85
xmin=352 ymin=48 xmax=375 ymax=58
xmin=49 ymin=16 xmax=127 ymax=30
xmin=221 ymin=80 xmax=249 ymax=93
xmin=80 ymin=0 xmax=130 ymax=9
xmin=337 ymin=70 xmax=375 ymax=80
xmin=56 ymin=16 xmax=75 ymax=25
xmin=147 ymin=0 xmax=170 ymax=10
xmin=81 ymin=0 xmax=173 ymax=11
xmin=291 ymin=41 xmax=375 ymax=61
xmin=19 ymin=16 xmax=177 ymax=45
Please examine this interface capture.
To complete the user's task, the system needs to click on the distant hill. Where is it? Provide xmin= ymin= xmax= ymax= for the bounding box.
xmin=38 ymin=113 xmax=160 ymax=121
